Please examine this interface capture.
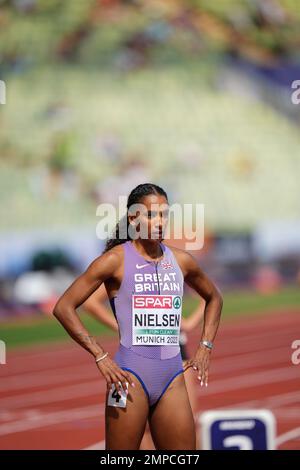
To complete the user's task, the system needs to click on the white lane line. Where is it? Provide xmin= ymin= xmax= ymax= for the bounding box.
xmin=0 ymin=344 xmax=291 ymax=393
xmin=264 ymin=390 xmax=300 ymax=406
xmin=1 ymin=312 xmax=298 ymax=445
xmin=219 ymin=313 xmax=299 ymax=335
xmin=2 ymin=340 xmax=116 ymax=375
xmin=213 ymin=390 xmax=300 ymax=411
xmin=84 ymin=441 xmax=105 ymax=450
xmin=0 ymin=388 xmax=299 ymax=442
xmin=1 ymin=350 xmax=104 ymax=377
xmin=276 ymin=427 xmax=300 ymax=447
xmin=209 ymin=345 xmax=290 ymax=375
xmin=272 ymin=408 xmax=300 ymax=419
xmin=0 ymin=404 xmax=104 ymax=437
xmin=0 ymin=364 xmax=96 ymax=392
xmin=83 ymin=425 xmax=300 ymax=451
xmin=0 ymin=409 xmax=43 ymax=424
xmin=83 ymin=413 xmax=300 ymax=451
xmin=196 ymin=365 xmax=300 ymax=396
xmin=1 ymin=363 xmax=299 ymax=411
xmin=4 ymin=319 xmax=297 ymax=376
xmin=0 ymin=380 xmax=105 ymax=409
xmin=207 ymin=330 xmax=297 ymax=356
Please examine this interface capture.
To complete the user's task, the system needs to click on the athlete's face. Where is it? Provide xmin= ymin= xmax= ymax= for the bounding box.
xmin=129 ymin=194 xmax=169 ymax=241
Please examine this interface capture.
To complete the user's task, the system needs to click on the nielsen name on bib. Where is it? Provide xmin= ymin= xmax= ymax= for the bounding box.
xmin=132 ymin=295 xmax=182 ymax=346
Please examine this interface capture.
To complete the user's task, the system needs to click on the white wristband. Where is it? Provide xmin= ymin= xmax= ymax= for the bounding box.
xmin=95 ymin=352 xmax=108 ymax=363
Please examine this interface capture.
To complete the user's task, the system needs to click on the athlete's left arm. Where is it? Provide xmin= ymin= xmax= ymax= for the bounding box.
xmin=176 ymin=249 xmax=223 ymax=386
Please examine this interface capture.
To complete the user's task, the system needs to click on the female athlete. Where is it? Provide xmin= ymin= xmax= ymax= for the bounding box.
xmin=81 ymin=283 xmax=205 ymax=449
xmin=53 ymin=182 xmax=223 ymax=450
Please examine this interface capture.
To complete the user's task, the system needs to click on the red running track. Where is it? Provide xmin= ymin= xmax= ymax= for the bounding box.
xmin=0 ymin=308 xmax=299 ymax=450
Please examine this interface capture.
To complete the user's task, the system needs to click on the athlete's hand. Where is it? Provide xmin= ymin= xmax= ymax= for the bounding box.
xmin=96 ymin=355 xmax=134 ymax=394
xmin=183 ymin=344 xmax=211 ymax=386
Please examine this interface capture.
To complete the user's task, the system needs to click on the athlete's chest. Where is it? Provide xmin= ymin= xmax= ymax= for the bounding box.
xmin=133 ymin=269 xmax=182 ymax=292
xmin=129 ymin=258 xmax=183 ymax=295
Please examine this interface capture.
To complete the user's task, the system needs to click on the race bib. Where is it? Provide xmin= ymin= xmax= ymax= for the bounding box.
xmin=107 ymin=382 xmax=128 ymax=408
xmin=132 ymin=294 xmax=182 ymax=346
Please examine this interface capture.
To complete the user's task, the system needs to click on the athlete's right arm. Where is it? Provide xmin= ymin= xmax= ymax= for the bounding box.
xmin=52 ymin=249 xmax=133 ymax=393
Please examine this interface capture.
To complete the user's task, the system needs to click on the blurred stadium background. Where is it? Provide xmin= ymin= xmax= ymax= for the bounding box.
xmin=0 ymin=0 xmax=300 ymax=450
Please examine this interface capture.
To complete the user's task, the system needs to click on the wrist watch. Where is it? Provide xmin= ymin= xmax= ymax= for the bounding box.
xmin=199 ymin=340 xmax=213 ymax=350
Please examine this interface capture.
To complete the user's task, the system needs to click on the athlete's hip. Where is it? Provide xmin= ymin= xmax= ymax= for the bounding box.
xmin=114 ymin=342 xmax=183 ymax=366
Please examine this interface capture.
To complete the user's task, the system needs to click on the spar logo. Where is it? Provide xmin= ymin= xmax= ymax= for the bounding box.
xmin=133 ymin=295 xmax=173 ymax=309
xmin=133 ymin=295 xmax=182 ymax=310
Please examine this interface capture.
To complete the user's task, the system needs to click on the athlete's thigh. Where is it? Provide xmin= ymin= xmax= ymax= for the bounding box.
xmin=182 ymin=360 xmax=198 ymax=415
xmin=148 ymin=372 xmax=196 ymax=450
xmin=105 ymin=371 xmax=149 ymax=450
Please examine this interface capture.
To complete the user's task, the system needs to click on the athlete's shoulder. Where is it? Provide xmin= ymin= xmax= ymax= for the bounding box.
xmin=164 ymin=244 xmax=198 ymax=277
xmin=87 ymin=243 xmax=125 ymax=277
xmin=101 ymin=243 xmax=125 ymax=265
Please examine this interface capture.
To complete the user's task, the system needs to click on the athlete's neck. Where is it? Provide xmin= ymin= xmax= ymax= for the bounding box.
xmin=131 ymin=239 xmax=163 ymax=261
